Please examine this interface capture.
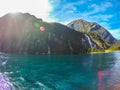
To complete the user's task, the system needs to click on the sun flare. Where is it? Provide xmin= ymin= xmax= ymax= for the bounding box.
xmin=0 ymin=0 xmax=52 ymax=20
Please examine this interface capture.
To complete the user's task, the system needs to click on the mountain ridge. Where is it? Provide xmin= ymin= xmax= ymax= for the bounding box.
xmin=0 ymin=12 xmax=118 ymax=54
xmin=0 ymin=13 xmax=94 ymax=54
xmin=67 ymin=19 xmax=116 ymax=47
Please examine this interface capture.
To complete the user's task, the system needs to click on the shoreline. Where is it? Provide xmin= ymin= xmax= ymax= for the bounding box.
xmin=90 ymin=50 xmax=120 ymax=54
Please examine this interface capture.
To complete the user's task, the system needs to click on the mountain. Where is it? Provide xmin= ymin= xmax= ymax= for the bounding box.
xmin=0 ymin=13 xmax=95 ymax=54
xmin=67 ymin=19 xmax=117 ymax=49
xmin=115 ymin=40 xmax=120 ymax=46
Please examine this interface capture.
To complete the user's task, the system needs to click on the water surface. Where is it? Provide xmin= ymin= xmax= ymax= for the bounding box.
xmin=0 ymin=51 xmax=120 ymax=90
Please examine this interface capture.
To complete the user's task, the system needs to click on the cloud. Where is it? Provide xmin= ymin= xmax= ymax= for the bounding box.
xmin=0 ymin=0 xmax=53 ymax=21
xmin=85 ymin=14 xmax=113 ymax=29
xmin=109 ymin=29 xmax=120 ymax=40
xmin=100 ymin=22 xmax=111 ymax=29
xmin=79 ymin=14 xmax=113 ymax=21
xmin=51 ymin=1 xmax=113 ymax=25
xmin=79 ymin=2 xmax=113 ymax=29
xmin=87 ymin=2 xmax=113 ymax=15
xmin=50 ymin=0 xmax=87 ymax=22
xmin=49 ymin=0 xmax=120 ymax=40
xmin=62 ymin=2 xmax=113 ymax=29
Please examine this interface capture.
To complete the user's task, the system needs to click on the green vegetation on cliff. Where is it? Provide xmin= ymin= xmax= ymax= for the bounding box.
xmin=105 ymin=46 xmax=120 ymax=52
xmin=67 ymin=19 xmax=116 ymax=50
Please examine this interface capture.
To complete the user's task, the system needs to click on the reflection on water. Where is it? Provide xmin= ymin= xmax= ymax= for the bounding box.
xmin=107 ymin=52 xmax=120 ymax=90
xmin=0 ymin=51 xmax=120 ymax=90
xmin=97 ymin=51 xmax=120 ymax=90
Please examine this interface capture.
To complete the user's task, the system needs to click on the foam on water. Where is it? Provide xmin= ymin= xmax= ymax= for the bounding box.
xmin=0 ymin=53 xmax=15 ymax=90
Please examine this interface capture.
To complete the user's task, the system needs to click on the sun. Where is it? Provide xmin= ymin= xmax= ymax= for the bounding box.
xmin=0 ymin=0 xmax=52 ymax=20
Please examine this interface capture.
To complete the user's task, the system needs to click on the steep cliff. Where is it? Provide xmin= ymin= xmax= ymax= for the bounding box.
xmin=0 ymin=13 xmax=93 ymax=54
xmin=67 ymin=19 xmax=116 ymax=49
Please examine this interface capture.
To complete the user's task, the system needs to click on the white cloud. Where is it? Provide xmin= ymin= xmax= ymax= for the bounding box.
xmin=79 ymin=14 xmax=113 ymax=22
xmin=0 ymin=0 xmax=53 ymax=21
xmin=66 ymin=2 xmax=113 ymax=28
xmin=87 ymin=2 xmax=112 ymax=15
xmin=77 ymin=2 xmax=113 ymax=29
xmin=109 ymin=29 xmax=120 ymax=40
xmin=56 ymin=1 xmax=113 ymax=26
xmin=51 ymin=0 xmax=86 ymax=21
xmin=100 ymin=22 xmax=111 ymax=29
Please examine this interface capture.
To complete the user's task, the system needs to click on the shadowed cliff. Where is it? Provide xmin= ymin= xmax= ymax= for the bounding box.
xmin=0 ymin=13 xmax=93 ymax=54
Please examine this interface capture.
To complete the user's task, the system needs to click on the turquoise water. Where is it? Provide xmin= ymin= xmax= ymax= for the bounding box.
xmin=0 ymin=51 xmax=120 ymax=90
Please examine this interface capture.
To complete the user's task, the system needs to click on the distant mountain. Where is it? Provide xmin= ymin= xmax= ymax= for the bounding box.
xmin=0 ymin=13 xmax=97 ymax=54
xmin=67 ymin=19 xmax=117 ymax=48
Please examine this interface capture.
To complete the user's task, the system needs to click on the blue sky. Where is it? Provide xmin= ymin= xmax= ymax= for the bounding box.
xmin=49 ymin=0 xmax=120 ymax=39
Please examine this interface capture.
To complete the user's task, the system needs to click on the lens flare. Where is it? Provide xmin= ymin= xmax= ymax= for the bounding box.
xmin=40 ymin=26 xmax=45 ymax=31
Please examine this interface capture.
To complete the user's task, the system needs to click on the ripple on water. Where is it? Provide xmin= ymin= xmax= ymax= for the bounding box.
xmin=0 ymin=72 xmax=15 ymax=90
xmin=0 ymin=53 xmax=15 ymax=90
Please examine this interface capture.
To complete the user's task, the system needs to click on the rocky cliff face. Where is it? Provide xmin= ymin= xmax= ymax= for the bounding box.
xmin=115 ymin=40 xmax=120 ymax=46
xmin=67 ymin=19 xmax=117 ymax=49
xmin=0 ymin=13 xmax=94 ymax=54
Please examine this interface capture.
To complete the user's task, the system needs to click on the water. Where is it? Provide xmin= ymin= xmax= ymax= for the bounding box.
xmin=0 ymin=51 xmax=120 ymax=90
xmin=0 ymin=53 xmax=15 ymax=90
xmin=85 ymin=34 xmax=92 ymax=48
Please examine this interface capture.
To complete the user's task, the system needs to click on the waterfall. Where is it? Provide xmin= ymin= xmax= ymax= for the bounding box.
xmin=48 ymin=45 xmax=51 ymax=55
xmin=48 ymin=32 xmax=51 ymax=55
xmin=68 ymin=40 xmax=73 ymax=52
xmin=82 ymin=38 xmax=85 ymax=45
xmin=85 ymin=34 xmax=92 ymax=48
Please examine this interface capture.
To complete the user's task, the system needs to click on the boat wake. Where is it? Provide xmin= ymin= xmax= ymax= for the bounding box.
xmin=0 ymin=53 xmax=55 ymax=90
xmin=0 ymin=72 xmax=15 ymax=90
xmin=0 ymin=53 xmax=15 ymax=90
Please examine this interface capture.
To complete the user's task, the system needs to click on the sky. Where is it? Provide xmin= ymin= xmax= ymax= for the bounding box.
xmin=0 ymin=0 xmax=119 ymax=39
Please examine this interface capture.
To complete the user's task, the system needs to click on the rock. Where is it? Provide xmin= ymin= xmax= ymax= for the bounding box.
xmin=67 ymin=19 xmax=117 ymax=48
xmin=0 ymin=13 xmax=90 ymax=54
